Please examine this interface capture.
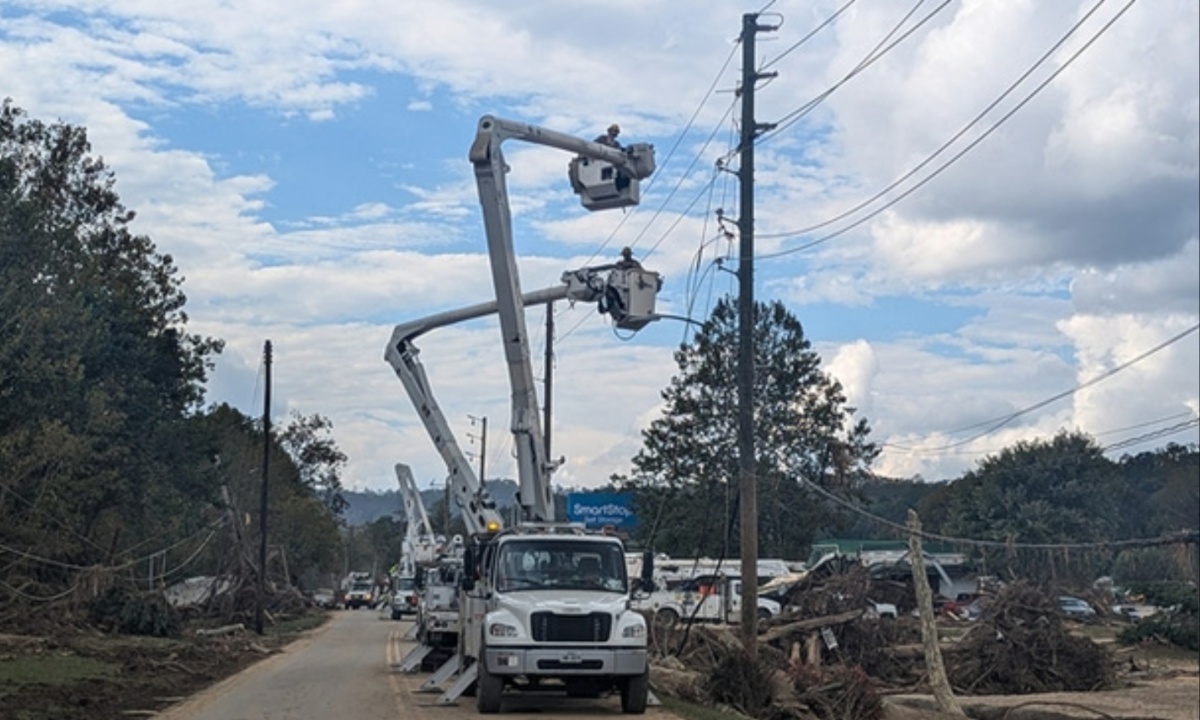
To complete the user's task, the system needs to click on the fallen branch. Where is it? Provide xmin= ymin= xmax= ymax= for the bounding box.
xmin=759 ymin=609 xmax=863 ymax=645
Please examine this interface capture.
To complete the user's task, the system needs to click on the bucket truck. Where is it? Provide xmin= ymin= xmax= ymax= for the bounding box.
xmin=392 ymin=463 xmax=439 ymax=620
xmin=385 ymin=116 xmax=661 ymax=714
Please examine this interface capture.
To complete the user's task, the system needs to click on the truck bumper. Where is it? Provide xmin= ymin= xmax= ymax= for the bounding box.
xmin=484 ymin=646 xmax=647 ymax=676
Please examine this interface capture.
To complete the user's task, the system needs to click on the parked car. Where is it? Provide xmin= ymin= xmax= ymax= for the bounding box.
xmin=311 ymin=588 xmax=338 ymax=609
xmin=1058 ymin=596 xmax=1097 ymax=620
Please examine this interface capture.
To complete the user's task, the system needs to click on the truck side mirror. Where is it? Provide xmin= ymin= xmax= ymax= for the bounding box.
xmin=640 ymin=549 xmax=655 ymax=594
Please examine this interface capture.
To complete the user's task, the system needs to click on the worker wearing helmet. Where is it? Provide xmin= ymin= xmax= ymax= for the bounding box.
xmin=595 ymin=123 xmax=622 ymax=148
xmin=616 ymin=246 xmax=642 ymax=270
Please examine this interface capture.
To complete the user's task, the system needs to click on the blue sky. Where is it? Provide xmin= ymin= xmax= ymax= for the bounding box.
xmin=2 ymin=0 xmax=1197 ymax=492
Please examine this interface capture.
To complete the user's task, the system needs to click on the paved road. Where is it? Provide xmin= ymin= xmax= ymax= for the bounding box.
xmin=156 ymin=609 xmax=682 ymax=720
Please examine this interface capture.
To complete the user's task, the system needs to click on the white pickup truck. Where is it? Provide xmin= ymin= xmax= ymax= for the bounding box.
xmin=634 ymin=574 xmax=781 ymax=627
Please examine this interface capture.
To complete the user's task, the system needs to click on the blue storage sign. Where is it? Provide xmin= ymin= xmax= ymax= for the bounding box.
xmin=567 ymin=492 xmax=637 ymax=528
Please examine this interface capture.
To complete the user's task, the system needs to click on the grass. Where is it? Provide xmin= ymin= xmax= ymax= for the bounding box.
xmin=0 ymin=653 xmax=119 ymax=699
xmin=266 ymin=610 xmax=329 ymax=636
xmin=659 ymin=695 xmax=753 ymax=720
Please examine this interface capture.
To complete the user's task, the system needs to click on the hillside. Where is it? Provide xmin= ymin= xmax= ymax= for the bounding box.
xmin=341 ymin=478 xmax=520 ymax=526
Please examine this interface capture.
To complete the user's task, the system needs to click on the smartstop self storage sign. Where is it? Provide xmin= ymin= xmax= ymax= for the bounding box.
xmin=566 ymin=492 xmax=637 ymax=529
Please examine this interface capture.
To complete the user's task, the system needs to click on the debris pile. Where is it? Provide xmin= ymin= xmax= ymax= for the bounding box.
xmin=786 ymin=662 xmax=883 ymax=720
xmin=647 ymin=563 xmax=1125 ymax=718
xmin=948 ymin=580 xmax=1115 ymax=694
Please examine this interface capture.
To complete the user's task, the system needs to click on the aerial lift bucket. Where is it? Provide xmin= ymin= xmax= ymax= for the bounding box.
xmin=607 ymin=268 xmax=662 ymax=331
xmin=568 ymin=142 xmax=655 ymax=211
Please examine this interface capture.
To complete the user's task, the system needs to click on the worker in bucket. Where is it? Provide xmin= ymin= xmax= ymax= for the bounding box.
xmin=595 ymin=123 xmax=621 ymax=148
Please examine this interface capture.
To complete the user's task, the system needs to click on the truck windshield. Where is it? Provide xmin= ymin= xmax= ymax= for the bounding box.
xmin=495 ymin=539 xmax=627 ymax=593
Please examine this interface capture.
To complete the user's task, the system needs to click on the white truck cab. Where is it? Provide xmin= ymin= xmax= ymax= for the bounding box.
xmin=464 ymin=527 xmax=650 ymax=713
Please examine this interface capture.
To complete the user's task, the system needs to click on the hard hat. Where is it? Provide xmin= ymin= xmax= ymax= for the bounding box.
xmin=621 ymin=246 xmax=633 ymax=258
xmin=608 ymin=123 xmax=620 ymax=134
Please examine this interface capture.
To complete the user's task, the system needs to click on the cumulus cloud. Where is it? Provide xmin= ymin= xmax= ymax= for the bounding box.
xmin=2 ymin=0 xmax=1195 ymax=491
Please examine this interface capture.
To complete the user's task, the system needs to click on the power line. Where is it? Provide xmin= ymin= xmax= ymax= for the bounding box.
xmin=761 ymin=0 xmax=858 ymax=71
xmin=1102 ymin=418 xmax=1200 ymax=454
xmin=796 ymin=475 xmax=1199 ymax=551
xmin=883 ymin=322 xmax=1200 ymax=453
xmin=744 ymin=0 xmax=954 ymax=162
xmin=757 ymin=0 xmax=1112 ymax=243
xmin=896 ymin=411 xmax=1199 ymax=458
xmin=758 ymin=0 xmax=1139 ymax=261
xmin=585 ymin=39 xmax=742 ymax=266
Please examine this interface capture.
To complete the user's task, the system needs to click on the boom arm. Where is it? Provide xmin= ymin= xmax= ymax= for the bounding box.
xmin=385 ymin=277 xmax=611 ymax=537
xmin=385 ymin=330 xmax=504 ymax=538
xmin=469 ymin=115 xmax=657 ymax=523
xmin=395 ymin=463 xmax=439 ymax=573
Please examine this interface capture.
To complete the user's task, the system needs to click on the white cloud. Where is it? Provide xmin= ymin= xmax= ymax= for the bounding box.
xmin=2 ymin=0 xmax=1195 ymax=494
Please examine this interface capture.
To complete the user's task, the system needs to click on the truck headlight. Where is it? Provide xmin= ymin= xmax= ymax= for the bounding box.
xmin=621 ymin=624 xmax=646 ymax=639
xmin=488 ymin=622 xmax=519 ymax=638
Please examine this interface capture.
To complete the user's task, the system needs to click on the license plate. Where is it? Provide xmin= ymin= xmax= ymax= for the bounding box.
xmin=560 ymin=652 xmax=583 ymax=664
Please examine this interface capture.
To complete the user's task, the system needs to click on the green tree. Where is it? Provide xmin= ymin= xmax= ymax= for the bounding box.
xmin=1 ymin=99 xmax=222 ymax=587
xmin=1114 ymin=443 xmax=1199 ymax=537
xmin=279 ymin=412 xmax=349 ymax=517
xmin=202 ymin=405 xmax=344 ymax=587
xmin=931 ymin=431 xmax=1123 ymax=584
xmin=622 ymin=297 xmax=877 ymax=559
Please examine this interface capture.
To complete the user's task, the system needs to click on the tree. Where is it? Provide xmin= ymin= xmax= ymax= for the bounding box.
xmin=202 ymin=404 xmax=345 ymax=587
xmin=622 ymin=297 xmax=877 ymax=559
xmin=279 ymin=412 xmax=349 ymax=517
xmin=1 ymin=99 xmax=223 ymax=579
xmin=928 ymin=431 xmax=1123 ymax=584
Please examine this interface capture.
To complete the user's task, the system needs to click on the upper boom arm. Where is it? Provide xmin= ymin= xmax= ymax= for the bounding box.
xmin=468 ymin=115 xmax=658 ymax=523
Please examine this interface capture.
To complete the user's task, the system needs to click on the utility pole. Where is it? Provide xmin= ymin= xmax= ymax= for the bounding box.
xmin=256 ymin=339 xmax=273 ymax=636
xmin=737 ymin=11 xmax=777 ymax=651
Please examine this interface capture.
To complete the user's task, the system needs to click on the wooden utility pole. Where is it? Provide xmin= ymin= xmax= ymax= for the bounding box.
xmin=908 ymin=510 xmax=966 ymax=717
xmin=736 ymin=11 xmax=777 ymax=651
xmin=256 ymin=340 xmax=272 ymax=635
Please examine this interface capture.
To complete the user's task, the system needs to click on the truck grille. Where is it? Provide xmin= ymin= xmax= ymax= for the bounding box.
xmin=530 ymin=612 xmax=612 ymax=642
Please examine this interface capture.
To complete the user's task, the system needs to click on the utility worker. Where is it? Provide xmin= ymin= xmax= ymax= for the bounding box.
xmin=595 ymin=123 xmax=621 ymax=148
xmin=615 ymin=246 xmax=642 ymax=270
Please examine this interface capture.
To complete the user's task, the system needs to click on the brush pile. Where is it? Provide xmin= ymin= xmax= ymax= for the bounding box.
xmin=948 ymin=580 xmax=1115 ymax=694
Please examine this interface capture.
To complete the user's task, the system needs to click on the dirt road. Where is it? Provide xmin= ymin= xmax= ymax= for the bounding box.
xmin=156 ymin=609 xmax=682 ymax=720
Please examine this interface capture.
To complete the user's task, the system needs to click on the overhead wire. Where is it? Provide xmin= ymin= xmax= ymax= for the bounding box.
xmin=636 ymin=99 xmax=738 ymax=258
xmin=756 ymin=0 xmax=1112 ymax=243
xmin=1102 ymin=418 xmax=1200 ymax=454
xmin=725 ymin=0 xmax=952 ymax=171
xmin=899 ymin=410 xmax=1200 ymax=458
xmin=883 ymin=322 xmax=1199 ymax=453
xmin=761 ymin=0 xmax=858 ymax=71
xmin=583 ymin=39 xmax=742 ymax=267
xmin=758 ymin=0 xmax=1140 ymax=261
xmin=794 ymin=475 xmax=1199 ymax=551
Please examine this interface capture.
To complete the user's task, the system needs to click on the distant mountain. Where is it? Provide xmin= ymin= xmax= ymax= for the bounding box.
xmin=341 ymin=478 xmax=520 ymax=526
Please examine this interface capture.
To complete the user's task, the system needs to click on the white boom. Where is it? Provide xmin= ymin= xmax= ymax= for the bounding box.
xmin=395 ymin=463 xmax=439 ymax=576
xmin=386 ymin=116 xmax=661 ymax=714
xmin=469 ymin=115 xmax=656 ymax=523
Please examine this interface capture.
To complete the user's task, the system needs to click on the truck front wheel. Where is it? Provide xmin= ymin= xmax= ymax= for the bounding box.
xmin=619 ymin=670 xmax=649 ymax=714
xmin=476 ymin=657 xmax=503 ymax=714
